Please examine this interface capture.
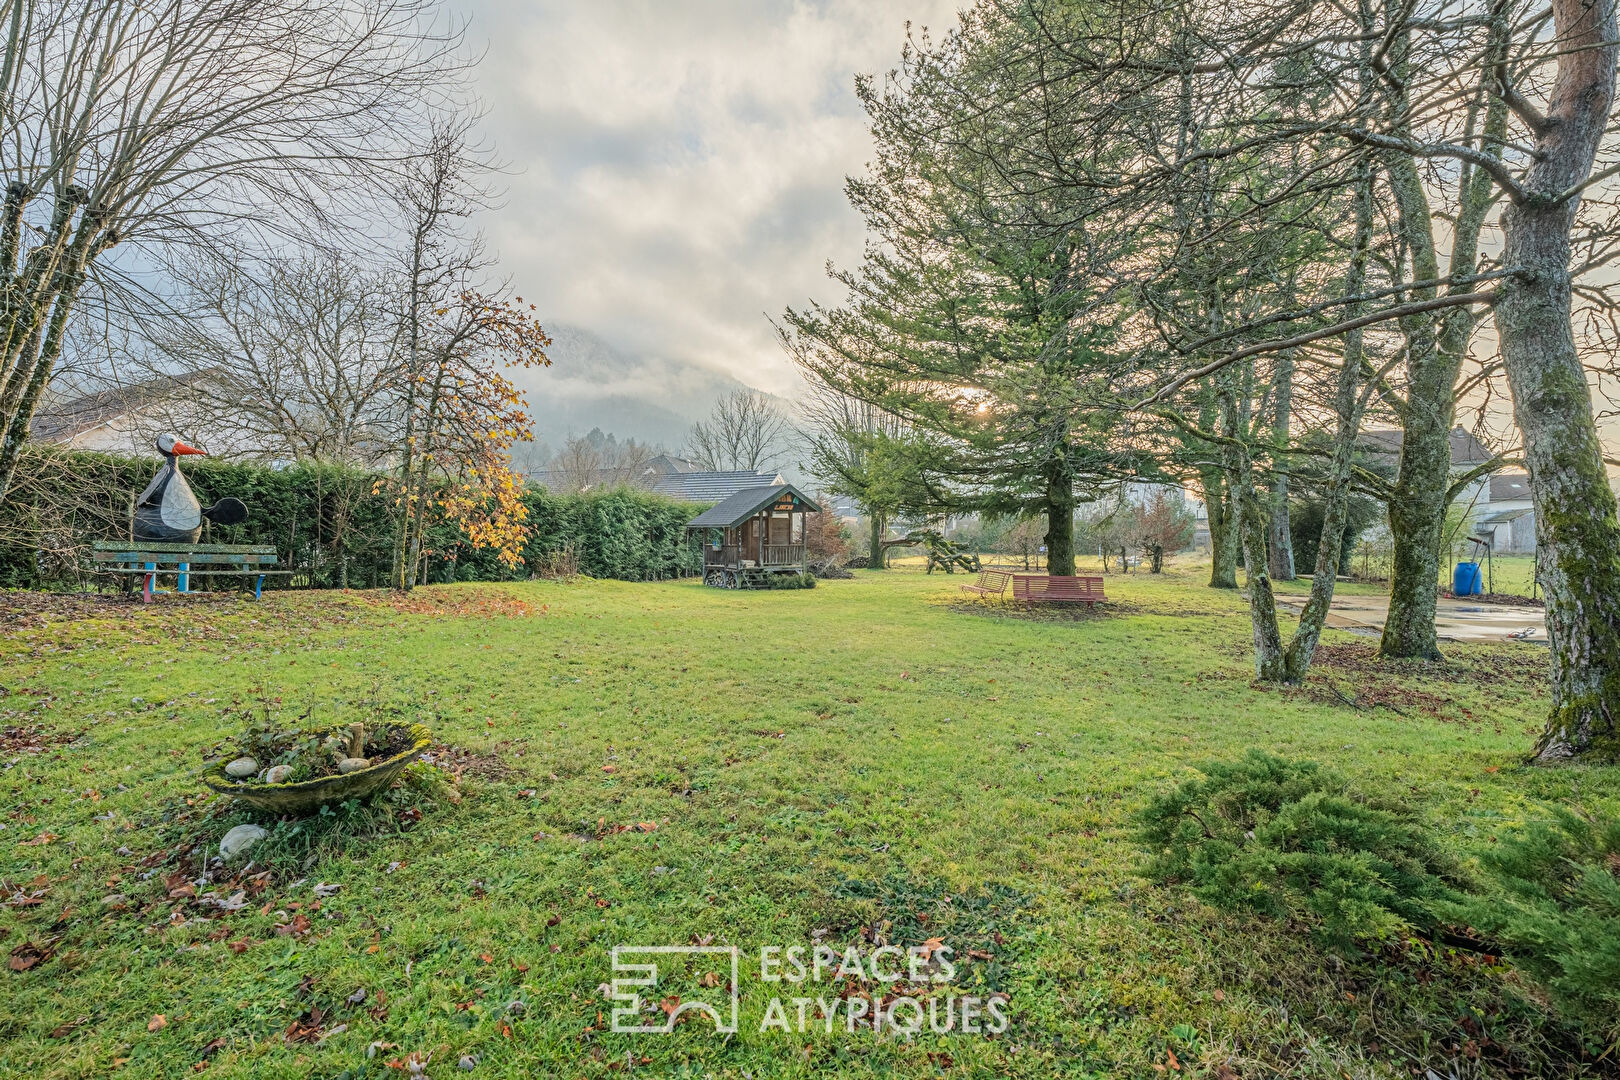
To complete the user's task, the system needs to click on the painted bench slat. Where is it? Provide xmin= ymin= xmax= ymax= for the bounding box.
xmin=92 ymin=551 xmax=279 ymax=565
xmin=91 ymin=541 xmax=277 ymax=554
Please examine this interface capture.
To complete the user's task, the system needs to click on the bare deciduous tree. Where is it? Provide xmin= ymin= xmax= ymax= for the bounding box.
xmin=0 ymin=0 xmax=467 ymax=504
xmin=685 ymin=389 xmax=786 ymax=473
xmin=542 ymin=432 xmax=656 ymax=494
xmin=125 ymin=249 xmax=408 ymax=465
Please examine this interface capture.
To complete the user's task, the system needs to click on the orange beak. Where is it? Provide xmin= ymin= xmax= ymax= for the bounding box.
xmin=172 ymin=440 xmax=207 ymax=456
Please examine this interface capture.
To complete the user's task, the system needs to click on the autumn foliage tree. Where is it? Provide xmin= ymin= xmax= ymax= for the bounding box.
xmin=388 ymin=290 xmax=550 ymax=588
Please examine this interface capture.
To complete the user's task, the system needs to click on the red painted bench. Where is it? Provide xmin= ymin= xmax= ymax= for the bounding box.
xmin=1012 ymin=574 xmax=1106 ymax=607
xmin=960 ymin=568 xmax=1013 ymax=599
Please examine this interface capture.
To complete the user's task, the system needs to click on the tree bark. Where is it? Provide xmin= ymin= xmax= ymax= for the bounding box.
xmin=1379 ymin=393 xmax=1450 ymax=661
xmin=1201 ymin=467 xmax=1238 ymax=588
xmin=1044 ymin=451 xmax=1076 ymax=576
xmin=1378 ymin=137 xmax=1454 ymax=661
xmin=1267 ymin=350 xmax=1296 ymax=580
xmin=1496 ymin=0 xmax=1620 ymax=763
xmin=867 ymin=510 xmax=886 ymax=570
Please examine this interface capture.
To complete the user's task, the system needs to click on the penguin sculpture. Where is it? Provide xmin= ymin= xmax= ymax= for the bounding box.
xmin=133 ymin=434 xmax=248 ymax=542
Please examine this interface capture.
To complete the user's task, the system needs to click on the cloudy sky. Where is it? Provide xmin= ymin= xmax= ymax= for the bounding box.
xmin=450 ymin=0 xmax=961 ymax=398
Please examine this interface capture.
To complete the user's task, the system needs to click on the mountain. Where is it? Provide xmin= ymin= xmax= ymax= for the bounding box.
xmin=508 ymin=324 xmax=760 ymax=451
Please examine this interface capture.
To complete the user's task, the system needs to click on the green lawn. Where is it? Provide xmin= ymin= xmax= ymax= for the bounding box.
xmin=2 ymin=568 xmax=1611 ymax=1079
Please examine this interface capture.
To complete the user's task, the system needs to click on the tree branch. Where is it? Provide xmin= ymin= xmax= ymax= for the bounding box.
xmin=1135 ymin=292 xmax=1498 ymax=409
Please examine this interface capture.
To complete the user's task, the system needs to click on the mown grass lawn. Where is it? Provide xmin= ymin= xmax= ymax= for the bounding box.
xmin=2 ymin=567 xmax=1614 ymax=1079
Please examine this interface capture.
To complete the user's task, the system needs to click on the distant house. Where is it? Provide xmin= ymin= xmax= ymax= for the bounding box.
xmin=527 ymin=446 xmax=784 ymax=502
xmin=29 ymin=376 xmax=209 ymax=454
xmin=1358 ymin=426 xmax=1493 ymax=476
xmin=1472 ymin=472 xmax=1535 ymax=554
xmin=651 ymin=469 xmax=784 ymax=502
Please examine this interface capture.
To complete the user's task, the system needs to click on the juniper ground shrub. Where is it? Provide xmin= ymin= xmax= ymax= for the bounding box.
xmin=1442 ymin=807 xmax=1620 ymax=1044
xmin=1135 ymin=751 xmax=1463 ymax=951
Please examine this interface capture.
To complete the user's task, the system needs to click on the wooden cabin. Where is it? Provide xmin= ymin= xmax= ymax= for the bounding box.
xmin=686 ymin=483 xmax=821 ymax=588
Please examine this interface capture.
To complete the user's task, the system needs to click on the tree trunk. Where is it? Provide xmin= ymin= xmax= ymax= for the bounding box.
xmin=1267 ymin=350 xmax=1296 ymax=580
xmin=1222 ymin=389 xmax=1287 ymax=680
xmin=1379 ymin=393 xmax=1450 ymax=661
xmin=1201 ymin=467 xmax=1238 ymax=588
xmin=1044 ymin=454 xmax=1076 ymax=576
xmin=866 ymin=511 xmax=886 ymax=570
xmin=1496 ymin=0 xmax=1620 ymax=763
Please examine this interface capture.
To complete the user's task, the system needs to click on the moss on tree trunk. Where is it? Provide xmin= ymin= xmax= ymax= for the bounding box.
xmin=1494 ymin=0 xmax=1620 ymax=764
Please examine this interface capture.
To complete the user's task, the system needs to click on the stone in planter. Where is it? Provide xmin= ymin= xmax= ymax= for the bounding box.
xmin=264 ymin=764 xmax=293 ymax=784
xmin=224 ymin=756 xmax=258 ymax=778
xmin=337 ymin=757 xmax=371 ymax=774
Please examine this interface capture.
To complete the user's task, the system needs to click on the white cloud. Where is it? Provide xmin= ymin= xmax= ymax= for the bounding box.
xmin=453 ymin=0 xmax=960 ymax=398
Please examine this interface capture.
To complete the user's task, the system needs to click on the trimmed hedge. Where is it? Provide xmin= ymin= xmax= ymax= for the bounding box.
xmin=0 ymin=447 xmax=704 ymax=589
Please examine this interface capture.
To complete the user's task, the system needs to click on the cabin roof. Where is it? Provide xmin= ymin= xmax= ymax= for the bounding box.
xmin=685 ymin=483 xmax=822 ymax=530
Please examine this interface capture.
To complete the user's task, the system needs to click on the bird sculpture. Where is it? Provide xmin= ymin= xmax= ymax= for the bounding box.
xmin=133 ymin=434 xmax=247 ymax=542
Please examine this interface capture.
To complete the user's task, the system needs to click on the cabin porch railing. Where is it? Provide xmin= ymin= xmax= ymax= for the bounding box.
xmin=762 ymin=543 xmax=805 ymax=566
xmin=703 ymin=543 xmax=805 ymax=568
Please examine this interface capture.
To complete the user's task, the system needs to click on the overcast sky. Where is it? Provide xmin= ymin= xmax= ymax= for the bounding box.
xmin=450 ymin=0 xmax=960 ymax=397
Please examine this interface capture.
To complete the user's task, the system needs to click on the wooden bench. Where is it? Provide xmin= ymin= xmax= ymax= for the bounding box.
xmin=960 ymin=568 xmax=1013 ymax=599
xmin=1012 ymin=574 xmax=1106 ymax=607
xmin=92 ymin=541 xmax=289 ymax=603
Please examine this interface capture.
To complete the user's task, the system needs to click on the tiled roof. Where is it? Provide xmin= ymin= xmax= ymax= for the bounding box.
xmin=652 ymin=470 xmax=783 ymax=502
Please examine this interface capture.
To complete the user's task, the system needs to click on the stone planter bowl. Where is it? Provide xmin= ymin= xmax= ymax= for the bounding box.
xmin=202 ymin=723 xmax=432 ymax=815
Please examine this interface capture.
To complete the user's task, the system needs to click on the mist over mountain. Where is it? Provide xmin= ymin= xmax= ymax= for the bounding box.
xmin=509 ymin=324 xmax=770 ymax=453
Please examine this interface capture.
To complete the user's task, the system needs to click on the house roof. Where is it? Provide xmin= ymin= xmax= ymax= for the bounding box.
xmin=653 ymin=469 xmax=783 ymax=502
xmin=644 ymin=452 xmax=701 ymax=475
xmin=685 ymin=483 xmax=822 ymax=530
xmin=30 ymin=374 xmax=209 ymax=444
xmin=1359 ymin=426 xmax=1492 ymax=466
xmin=1489 ymin=472 xmax=1531 ymax=502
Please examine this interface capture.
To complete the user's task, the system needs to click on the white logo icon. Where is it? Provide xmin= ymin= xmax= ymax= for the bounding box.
xmin=610 ymin=945 xmax=740 ymax=1034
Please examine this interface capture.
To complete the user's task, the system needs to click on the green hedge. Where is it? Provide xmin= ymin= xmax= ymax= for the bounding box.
xmin=0 ymin=447 xmax=704 ymax=589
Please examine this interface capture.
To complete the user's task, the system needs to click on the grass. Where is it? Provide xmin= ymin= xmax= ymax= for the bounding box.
xmin=2 ymin=565 xmax=1614 ymax=1079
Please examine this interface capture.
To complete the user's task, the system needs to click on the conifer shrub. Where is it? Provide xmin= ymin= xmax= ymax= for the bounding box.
xmin=1443 ymin=808 xmax=1620 ymax=1040
xmin=1135 ymin=751 xmax=1462 ymax=951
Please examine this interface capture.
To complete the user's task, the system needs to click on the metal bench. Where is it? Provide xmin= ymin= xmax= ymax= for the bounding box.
xmin=960 ymin=568 xmax=1013 ymax=599
xmin=1012 ymin=574 xmax=1106 ymax=607
xmin=92 ymin=541 xmax=289 ymax=603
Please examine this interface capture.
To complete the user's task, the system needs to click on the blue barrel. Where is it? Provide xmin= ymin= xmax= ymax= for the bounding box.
xmin=1453 ymin=561 xmax=1483 ymax=596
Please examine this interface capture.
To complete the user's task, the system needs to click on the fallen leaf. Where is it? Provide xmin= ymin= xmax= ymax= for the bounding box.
xmin=148 ymin=1014 xmax=168 ymax=1032
xmin=47 ymin=1016 xmax=87 ymax=1038
xmin=8 ymin=940 xmax=51 ymax=971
